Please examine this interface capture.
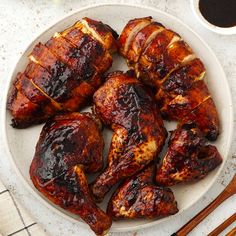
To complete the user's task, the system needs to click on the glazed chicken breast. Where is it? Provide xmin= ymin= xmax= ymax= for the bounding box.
xmin=119 ymin=17 xmax=219 ymax=141
xmin=8 ymin=18 xmax=118 ymax=128
xmin=91 ymin=71 xmax=167 ymax=202
xmin=156 ymin=124 xmax=222 ymax=186
xmin=30 ymin=112 xmax=111 ymax=235
xmin=107 ymin=164 xmax=178 ymax=219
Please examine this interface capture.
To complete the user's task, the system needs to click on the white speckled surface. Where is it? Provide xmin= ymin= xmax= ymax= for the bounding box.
xmin=0 ymin=1 xmax=235 ymax=236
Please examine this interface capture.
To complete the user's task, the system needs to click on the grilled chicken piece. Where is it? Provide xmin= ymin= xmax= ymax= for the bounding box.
xmin=156 ymin=124 xmax=222 ymax=186
xmin=107 ymin=164 xmax=178 ymax=219
xmin=7 ymin=18 xmax=118 ymax=128
xmin=119 ymin=17 xmax=219 ymax=141
xmin=91 ymin=71 xmax=167 ymax=202
xmin=30 ymin=112 xmax=111 ymax=235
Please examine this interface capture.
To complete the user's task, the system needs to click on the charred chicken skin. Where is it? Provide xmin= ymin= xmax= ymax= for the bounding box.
xmin=107 ymin=164 xmax=178 ymax=219
xmin=119 ymin=17 xmax=219 ymax=141
xmin=30 ymin=112 xmax=111 ymax=235
xmin=91 ymin=71 xmax=167 ymax=202
xmin=7 ymin=18 xmax=118 ymax=128
xmin=156 ymin=124 xmax=222 ymax=186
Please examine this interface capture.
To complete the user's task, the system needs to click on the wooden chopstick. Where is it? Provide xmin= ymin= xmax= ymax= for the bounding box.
xmin=172 ymin=174 xmax=236 ymax=236
xmin=226 ymin=227 xmax=236 ymax=236
xmin=208 ymin=212 xmax=236 ymax=236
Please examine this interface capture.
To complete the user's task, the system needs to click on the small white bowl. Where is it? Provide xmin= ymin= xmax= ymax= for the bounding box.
xmin=191 ymin=0 xmax=236 ymax=35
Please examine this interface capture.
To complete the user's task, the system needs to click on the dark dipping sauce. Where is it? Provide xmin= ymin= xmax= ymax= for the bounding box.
xmin=199 ymin=0 xmax=236 ymax=28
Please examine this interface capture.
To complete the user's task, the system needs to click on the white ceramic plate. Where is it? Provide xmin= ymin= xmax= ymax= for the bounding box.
xmin=2 ymin=3 xmax=233 ymax=233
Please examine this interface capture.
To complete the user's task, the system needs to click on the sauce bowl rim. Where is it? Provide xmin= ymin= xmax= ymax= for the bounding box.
xmin=191 ymin=0 xmax=236 ymax=35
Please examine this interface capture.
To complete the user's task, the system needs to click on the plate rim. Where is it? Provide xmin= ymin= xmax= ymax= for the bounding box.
xmin=1 ymin=2 xmax=234 ymax=232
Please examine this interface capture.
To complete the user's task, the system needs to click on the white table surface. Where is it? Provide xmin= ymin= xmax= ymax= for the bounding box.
xmin=0 ymin=0 xmax=235 ymax=235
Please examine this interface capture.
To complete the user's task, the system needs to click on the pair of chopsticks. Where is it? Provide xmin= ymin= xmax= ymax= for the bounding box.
xmin=208 ymin=213 xmax=236 ymax=236
xmin=172 ymin=174 xmax=236 ymax=236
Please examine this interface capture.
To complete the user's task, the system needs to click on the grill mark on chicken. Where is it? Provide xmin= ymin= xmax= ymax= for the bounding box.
xmin=155 ymin=58 xmax=206 ymax=111
xmin=126 ymin=22 xmax=164 ymax=64
xmin=30 ymin=43 xmax=77 ymax=102
xmin=62 ymin=22 xmax=114 ymax=74
xmin=60 ymin=27 xmax=91 ymax=50
xmin=15 ymin=72 xmax=50 ymax=106
xmin=157 ymin=40 xmax=196 ymax=85
xmin=133 ymin=27 xmax=165 ymax=64
xmin=141 ymin=38 xmax=194 ymax=87
xmin=81 ymin=17 xmax=119 ymax=52
xmin=15 ymin=73 xmax=60 ymax=119
xmin=47 ymin=33 xmax=105 ymax=74
xmin=160 ymin=58 xmax=205 ymax=94
xmin=7 ymin=74 xmax=50 ymax=128
xmin=155 ymin=125 xmax=222 ymax=186
xmin=107 ymin=165 xmax=178 ymax=219
xmin=180 ymin=97 xmax=219 ymax=141
xmin=24 ymin=62 xmax=62 ymax=108
xmin=119 ymin=17 xmax=152 ymax=56
xmin=29 ymin=79 xmax=62 ymax=110
xmin=45 ymin=44 xmax=96 ymax=84
xmin=29 ymin=44 xmax=95 ymax=112
xmin=79 ymin=19 xmax=106 ymax=47
xmin=136 ymin=29 xmax=179 ymax=87
xmin=160 ymin=80 xmax=211 ymax=120
xmin=123 ymin=20 xmax=151 ymax=54
xmin=45 ymin=34 xmax=100 ymax=99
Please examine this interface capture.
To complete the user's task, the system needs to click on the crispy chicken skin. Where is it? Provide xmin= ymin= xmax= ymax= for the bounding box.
xmin=29 ymin=112 xmax=111 ymax=235
xmin=156 ymin=124 xmax=222 ymax=186
xmin=91 ymin=71 xmax=167 ymax=202
xmin=7 ymin=18 xmax=118 ymax=128
xmin=119 ymin=17 xmax=219 ymax=141
xmin=107 ymin=164 xmax=178 ymax=219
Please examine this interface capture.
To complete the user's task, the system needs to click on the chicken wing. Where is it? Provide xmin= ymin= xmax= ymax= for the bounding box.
xmin=156 ymin=124 xmax=222 ymax=186
xmin=91 ymin=71 xmax=167 ymax=202
xmin=119 ymin=17 xmax=219 ymax=141
xmin=30 ymin=112 xmax=111 ymax=235
xmin=8 ymin=18 xmax=118 ymax=128
xmin=107 ymin=164 xmax=178 ymax=219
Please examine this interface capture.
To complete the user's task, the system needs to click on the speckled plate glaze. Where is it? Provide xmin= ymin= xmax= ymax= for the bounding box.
xmin=2 ymin=3 xmax=233 ymax=233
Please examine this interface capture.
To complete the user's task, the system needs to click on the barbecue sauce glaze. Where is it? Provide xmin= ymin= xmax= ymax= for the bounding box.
xmin=199 ymin=0 xmax=236 ymax=28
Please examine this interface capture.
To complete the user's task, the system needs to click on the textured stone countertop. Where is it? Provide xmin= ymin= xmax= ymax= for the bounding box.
xmin=0 ymin=0 xmax=235 ymax=235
